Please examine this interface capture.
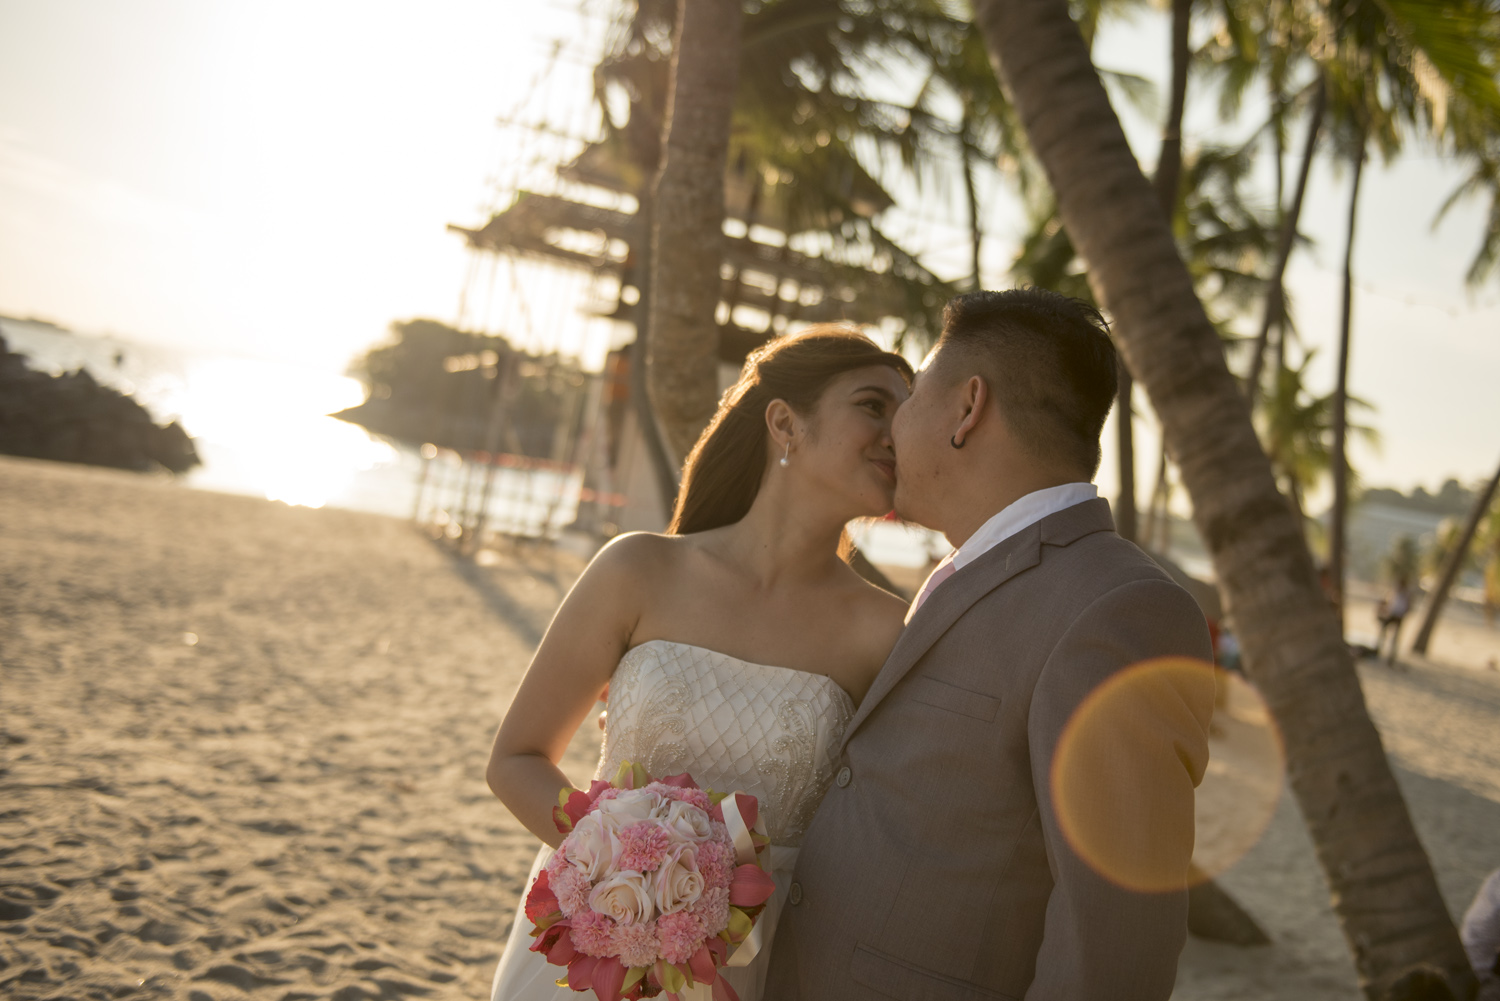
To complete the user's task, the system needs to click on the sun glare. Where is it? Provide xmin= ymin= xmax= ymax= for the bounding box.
xmin=176 ymin=358 xmax=396 ymax=509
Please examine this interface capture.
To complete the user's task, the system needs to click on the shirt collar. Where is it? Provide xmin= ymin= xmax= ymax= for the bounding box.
xmin=949 ymin=482 xmax=1099 ymax=571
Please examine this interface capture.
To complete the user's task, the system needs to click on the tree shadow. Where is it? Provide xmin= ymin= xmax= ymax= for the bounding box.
xmin=436 ymin=543 xmax=561 ymax=650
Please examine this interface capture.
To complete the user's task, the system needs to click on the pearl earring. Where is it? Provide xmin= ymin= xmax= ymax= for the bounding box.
xmin=779 ymin=441 xmax=790 ymax=468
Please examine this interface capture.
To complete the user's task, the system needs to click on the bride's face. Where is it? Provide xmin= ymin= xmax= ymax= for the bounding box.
xmin=784 ymin=365 xmax=909 ymax=518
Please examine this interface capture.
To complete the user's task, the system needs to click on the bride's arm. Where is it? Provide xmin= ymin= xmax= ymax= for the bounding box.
xmin=485 ymin=534 xmax=658 ymax=846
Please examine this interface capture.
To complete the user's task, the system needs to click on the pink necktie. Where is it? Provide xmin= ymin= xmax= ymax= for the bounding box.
xmin=906 ymin=555 xmax=958 ymax=624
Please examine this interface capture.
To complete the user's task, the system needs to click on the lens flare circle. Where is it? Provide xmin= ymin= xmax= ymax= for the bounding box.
xmin=1050 ymin=657 xmax=1282 ymax=893
xmin=1189 ymin=667 xmax=1286 ymax=883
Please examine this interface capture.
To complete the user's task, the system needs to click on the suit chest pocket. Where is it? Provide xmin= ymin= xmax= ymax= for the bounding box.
xmin=909 ymin=676 xmax=1001 ymax=722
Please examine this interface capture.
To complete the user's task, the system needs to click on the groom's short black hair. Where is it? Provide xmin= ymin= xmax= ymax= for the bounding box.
xmin=938 ymin=287 xmax=1118 ymax=478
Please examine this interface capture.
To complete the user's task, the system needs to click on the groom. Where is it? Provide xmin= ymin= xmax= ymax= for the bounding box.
xmin=766 ymin=288 xmax=1215 ymax=1000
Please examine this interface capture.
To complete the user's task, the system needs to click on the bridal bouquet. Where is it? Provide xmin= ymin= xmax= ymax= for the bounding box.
xmin=524 ymin=762 xmax=776 ymax=1001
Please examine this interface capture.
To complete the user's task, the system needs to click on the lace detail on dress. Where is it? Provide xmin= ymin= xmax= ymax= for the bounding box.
xmin=599 ymin=653 xmax=691 ymax=777
xmin=597 ymin=640 xmax=854 ymax=847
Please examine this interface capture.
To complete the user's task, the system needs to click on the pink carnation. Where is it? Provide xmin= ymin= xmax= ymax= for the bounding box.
xmin=688 ymin=886 xmax=731 ymax=936
xmin=683 ymin=790 xmax=712 ymax=811
xmin=616 ymin=821 xmax=672 ymax=872
xmin=569 ymin=909 xmax=615 ymax=957
xmin=610 ymin=920 xmax=660 ymax=969
xmin=656 ymin=909 xmax=705 ymax=965
xmin=694 ymin=838 xmax=733 ymax=890
xmin=594 ymin=787 xmax=623 ymax=803
xmin=549 ymin=863 xmax=592 ymax=917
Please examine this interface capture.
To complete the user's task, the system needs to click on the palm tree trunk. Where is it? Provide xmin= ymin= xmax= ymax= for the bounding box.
xmin=1115 ymin=370 xmax=1138 ymax=541
xmin=630 ymin=194 xmax=686 ymax=520
xmin=1144 ymin=439 xmax=1170 ymax=551
xmin=647 ymin=0 xmax=742 ymax=462
xmin=1153 ymin=0 xmax=1191 ymax=216
xmin=1267 ymin=79 xmax=1289 ymax=384
xmin=1120 ymin=0 xmax=1192 ymax=547
xmin=1245 ymin=78 xmax=1326 ymax=407
xmin=1411 ymin=457 xmax=1500 ymax=655
xmin=970 ymin=2 xmax=1476 ymax=996
xmin=962 ymin=115 xmax=984 ymax=292
xmin=1330 ymin=138 xmax=1367 ymax=626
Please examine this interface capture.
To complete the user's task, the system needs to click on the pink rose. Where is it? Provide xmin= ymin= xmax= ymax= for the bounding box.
xmin=596 ymin=788 xmax=666 ymax=831
xmin=661 ymin=799 xmax=714 ymax=842
xmin=653 ymin=844 xmax=705 ymax=915
xmin=589 ymin=869 xmax=654 ymax=925
xmin=564 ymin=814 xmax=621 ymax=882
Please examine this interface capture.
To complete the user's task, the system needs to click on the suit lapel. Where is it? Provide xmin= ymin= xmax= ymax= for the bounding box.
xmin=841 ymin=527 xmax=1041 ymax=745
xmin=841 ymin=498 xmax=1117 ymax=748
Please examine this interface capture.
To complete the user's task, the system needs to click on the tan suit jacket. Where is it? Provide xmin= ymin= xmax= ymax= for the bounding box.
xmin=766 ymin=499 xmax=1214 ymax=1001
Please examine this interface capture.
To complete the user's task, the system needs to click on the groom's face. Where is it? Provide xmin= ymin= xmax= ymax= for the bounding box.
xmin=890 ymin=343 xmax=963 ymax=529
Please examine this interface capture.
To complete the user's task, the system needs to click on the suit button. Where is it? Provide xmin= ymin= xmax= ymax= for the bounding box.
xmin=835 ymin=766 xmax=851 ymax=788
xmin=789 ymin=882 xmax=803 ymax=905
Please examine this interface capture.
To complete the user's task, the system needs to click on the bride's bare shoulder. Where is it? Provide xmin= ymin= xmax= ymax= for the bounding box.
xmin=584 ymin=531 xmax=691 ymax=584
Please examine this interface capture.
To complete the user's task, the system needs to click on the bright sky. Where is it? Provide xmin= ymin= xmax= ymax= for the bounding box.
xmin=0 ymin=1 xmax=595 ymax=369
xmin=1 ymin=0 xmax=1497 ymax=499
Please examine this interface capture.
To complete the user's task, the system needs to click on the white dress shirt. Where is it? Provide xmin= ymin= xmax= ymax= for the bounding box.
xmin=907 ymin=482 xmax=1099 ymax=622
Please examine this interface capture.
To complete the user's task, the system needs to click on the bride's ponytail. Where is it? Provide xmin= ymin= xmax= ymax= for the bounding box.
xmin=667 ymin=325 xmax=912 ymax=541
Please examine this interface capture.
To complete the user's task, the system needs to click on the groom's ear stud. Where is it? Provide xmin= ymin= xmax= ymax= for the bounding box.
xmin=950 ymin=434 xmax=966 ymax=450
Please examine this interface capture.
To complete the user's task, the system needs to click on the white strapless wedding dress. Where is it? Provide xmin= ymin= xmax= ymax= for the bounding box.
xmin=490 ymin=639 xmax=854 ymax=1001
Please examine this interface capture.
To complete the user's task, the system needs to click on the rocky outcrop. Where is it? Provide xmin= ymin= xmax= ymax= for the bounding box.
xmin=0 ymin=334 xmax=200 ymax=474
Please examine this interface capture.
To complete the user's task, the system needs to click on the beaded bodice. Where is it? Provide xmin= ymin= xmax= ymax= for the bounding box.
xmin=597 ymin=640 xmax=855 ymax=847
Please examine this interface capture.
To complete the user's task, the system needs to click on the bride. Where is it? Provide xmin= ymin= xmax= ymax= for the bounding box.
xmin=485 ymin=325 xmax=913 ymax=1000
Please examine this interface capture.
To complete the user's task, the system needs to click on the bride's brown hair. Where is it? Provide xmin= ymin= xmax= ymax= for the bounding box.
xmin=667 ymin=324 xmax=913 ymax=538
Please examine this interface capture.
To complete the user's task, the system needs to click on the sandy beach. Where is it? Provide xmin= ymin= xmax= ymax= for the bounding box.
xmin=3 ymin=455 xmax=1498 ymax=1000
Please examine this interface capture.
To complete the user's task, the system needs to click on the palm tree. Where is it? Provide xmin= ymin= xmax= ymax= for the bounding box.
xmin=1325 ymin=0 xmax=1500 ymax=626
xmin=1329 ymin=115 xmax=1367 ymax=620
xmin=970 ymin=0 xmax=1477 ymax=995
xmin=1481 ymin=504 xmax=1500 ymax=624
xmin=1110 ymin=0 xmax=1192 ymax=544
xmin=1012 ymin=137 xmax=1278 ymax=551
xmin=615 ymin=0 xmax=1000 ymax=463
xmin=1259 ymin=347 xmax=1376 ymax=533
xmin=1244 ymin=78 xmax=1324 ymax=403
xmin=1439 ymin=142 xmax=1500 ymax=287
xmin=1216 ymin=0 xmax=1325 ymax=405
xmin=646 ymin=0 xmax=743 ymax=462
xmin=1412 ymin=457 xmax=1500 ymax=655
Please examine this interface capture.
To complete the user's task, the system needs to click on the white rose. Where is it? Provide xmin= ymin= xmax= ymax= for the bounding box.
xmin=565 ymin=814 xmax=619 ymax=882
xmin=596 ymin=789 xmax=666 ymax=831
xmin=661 ymin=799 xmax=714 ymax=842
xmin=589 ymin=869 xmax=655 ymax=925
xmin=652 ymin=845 xmax=705 ymax=915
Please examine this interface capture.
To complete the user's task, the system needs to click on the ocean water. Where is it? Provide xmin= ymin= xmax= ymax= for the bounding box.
xmin=0 ymin=317 xmax=948 ymax=563
xmin=0 ymin=318 xmax=580 ymax=533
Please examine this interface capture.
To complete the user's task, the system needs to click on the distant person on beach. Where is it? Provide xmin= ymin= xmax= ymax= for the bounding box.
xmin=1377 ymin=576 xmax=1412 ymax=665
xmin=1216 ymin=627 xmax=1242 ymax=674
xmin=1463 ymin=869 xmax=1500 ymax=998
